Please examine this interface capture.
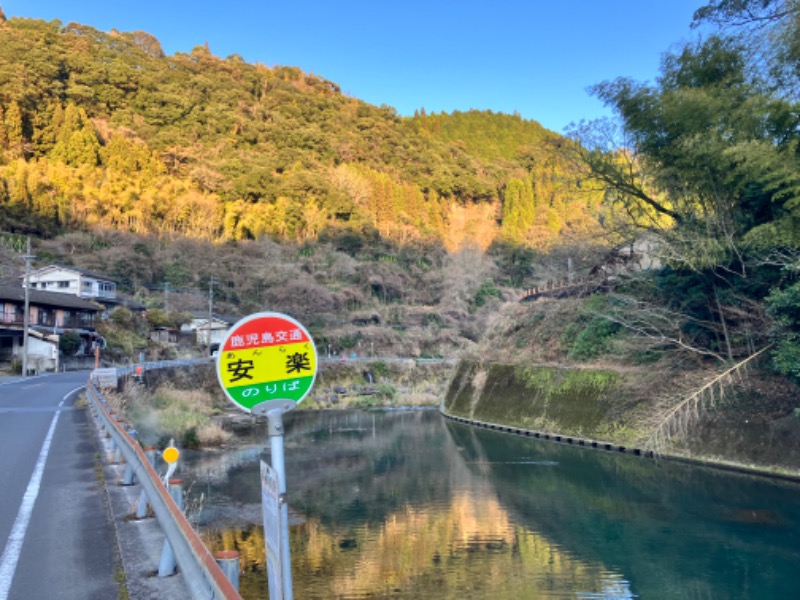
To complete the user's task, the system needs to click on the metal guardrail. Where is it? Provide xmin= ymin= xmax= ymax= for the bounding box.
xmin=114 ymin=357 xmax=215 ymax=377
xmin=86 ymin=381 xmax=242 ymax=600
xmin=317 ymin=356 xmax=456 ymax=364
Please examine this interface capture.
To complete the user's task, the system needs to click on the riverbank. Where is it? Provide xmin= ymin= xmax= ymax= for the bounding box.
xmin=442 ymin=359 xmax=800 ymax=478
xmin=107 ymin=358 xmax=452 ymax=447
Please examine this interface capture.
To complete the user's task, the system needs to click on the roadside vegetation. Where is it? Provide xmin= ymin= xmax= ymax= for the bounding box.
xmin=103 ymin=380 xmax=232 ymax=450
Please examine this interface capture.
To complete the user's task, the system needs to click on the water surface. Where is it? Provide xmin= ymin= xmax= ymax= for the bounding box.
xmin=183 ymin=410 xmax=800 ymax=599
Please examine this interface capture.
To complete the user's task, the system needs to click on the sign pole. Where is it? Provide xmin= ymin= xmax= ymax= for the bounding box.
xmin=267 ymin=409 xmax=293 ymax=600
xmin=215 ymin=311 xmax=318 ymax=600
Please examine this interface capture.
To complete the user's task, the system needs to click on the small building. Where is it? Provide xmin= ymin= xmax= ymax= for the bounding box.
xmin=22 ymin=264 xmax=147 ymax=315
xmin=25 ymin=264 xmax=117 ymax=301
xmin=181 ymin=312 xmax=237 ymax=349
xmin=150 ymin=326 xmax=179 ymax=345
xmin=0 ymin=284 xmax=103 ymax=373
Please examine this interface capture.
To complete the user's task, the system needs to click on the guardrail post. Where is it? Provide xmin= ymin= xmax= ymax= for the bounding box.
xmin=115 ymin=421 xmax=127 ymax=464
xmin=169 ymin=480 xmax=184 ymax=512
xmin=158 ymin=537 xmax=177 ymax=577
xmin=122 ymin=429 xmax=137 ymax=486
xmin=214 ymin=551 xmax=240 ymax=592
xmin=136 ymin=447 xmax=157 ymax=519
xmin=158 ymin=479 xmax=184 ymax=577
xmin=107 ymin=436 xmax=117 ymax=463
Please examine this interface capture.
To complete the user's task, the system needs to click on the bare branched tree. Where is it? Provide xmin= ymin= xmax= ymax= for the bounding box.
xmin=586 ymin=293 xmax=729 ymax=362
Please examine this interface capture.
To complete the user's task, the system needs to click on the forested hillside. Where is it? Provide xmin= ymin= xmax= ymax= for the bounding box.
xmin=0 ymin=12 xmax=603 ymax=250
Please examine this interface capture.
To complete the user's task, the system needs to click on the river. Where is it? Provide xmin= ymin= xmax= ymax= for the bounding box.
xmin=182 ymin=409 xmax=800 ymax=599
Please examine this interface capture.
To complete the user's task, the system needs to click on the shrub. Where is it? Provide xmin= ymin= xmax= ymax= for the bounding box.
xmin=183 ymin=427 xmax=201 ymax=449
xmin=371 ymin=360 xmax=390 ymax=378
xmin=563 ymin=317 xmax=621 ymax=360
xmin=377 ymin=383 xmax=396 ymax=401
xmin=59 ymin=331 xmax=82 ymax=355
xmin=422 ymin=312 xmax=445 ymax=328
xmin=473 ymin=280 xmax=502 ymax=308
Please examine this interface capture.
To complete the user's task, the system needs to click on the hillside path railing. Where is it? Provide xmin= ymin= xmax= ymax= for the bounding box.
xmin=518 ymin=275 xmax=601 ymax=302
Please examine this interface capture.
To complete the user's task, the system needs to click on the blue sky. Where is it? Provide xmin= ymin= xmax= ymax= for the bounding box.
xmin=3 ymin=1 xmax=706 ymax=132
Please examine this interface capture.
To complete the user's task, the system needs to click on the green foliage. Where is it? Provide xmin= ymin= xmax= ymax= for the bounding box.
xmin=410 ymin=109 xmax=549 ymax=162
xmin=566 ymin=5 xmax=800 ymax=368
xmin=99 ymin=307 xmax=149 ymax=360
xmin=488 ymin=241 xmax=536 ymax=287
xmin=766 ymin=279 xmax=800 ymax=383
xmin=338 ymin=333 xmax=361 ymax=350
xmin=109 ymin=307 xmax=143 ymax=331
xmin=562 ymin=297 xmax=622 ymax=360
xmin=563 ymin=317 xmax=621 ymax=361
xmin=371 ymin=360 xmax=390 ymax=378
xmin=59 ymin=331 xmax=82 ymax=355
xmin=472 ymin=280 xmax=502 ymax=308
xmin=575 ymin=27 xmax=800 ymax=260
xmin=182 ymin=427 xmax=200 ymax=450
xmin=145 ymin=308 xmax=188 ymax=330
xmin=376 ymin=383 xmax=396 ymax=401
xmin=145 ymin=308 xmax=171 ymax=329
xmin=501 ymin=178 xmax=535 ymax=243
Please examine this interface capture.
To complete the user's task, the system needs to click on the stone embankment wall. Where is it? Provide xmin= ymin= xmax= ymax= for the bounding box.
xmin=442 ymin=361 xmax=635 ymax=442
xmin=442 ymin=360 xmax=800 ymax=479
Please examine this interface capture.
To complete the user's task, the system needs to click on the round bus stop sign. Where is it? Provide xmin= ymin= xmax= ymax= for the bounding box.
xmin=216 ymin=312 xmax=318 ymax=414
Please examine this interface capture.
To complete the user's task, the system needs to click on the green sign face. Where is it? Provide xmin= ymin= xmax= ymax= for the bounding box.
xmin=216 ymin=312 xmax=318 ymax=414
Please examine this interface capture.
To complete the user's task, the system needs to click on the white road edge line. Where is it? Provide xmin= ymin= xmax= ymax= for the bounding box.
xmin=0 ymin=385 xmax=84 ymax=600
xmin=0 ymin=375 xmax=50 ymax=387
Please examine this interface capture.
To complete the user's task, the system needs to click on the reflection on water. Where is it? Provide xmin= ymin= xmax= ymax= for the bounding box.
xmin=183 ymin=410 xmax=800 ymax=599
xmin=202 ymin=491 xmax=628 ymax=599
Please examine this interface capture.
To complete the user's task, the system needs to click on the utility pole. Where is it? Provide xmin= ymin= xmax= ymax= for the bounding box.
xmin=22 ymin=237 xmax=34 ymax=378
xmin=207 ymin=277 xmax=216 ymax=349
xmin=164 ymin=281 xmax=170 ymax=313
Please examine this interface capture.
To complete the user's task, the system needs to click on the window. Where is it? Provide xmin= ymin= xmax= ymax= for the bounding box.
xmin=58 ymin=281 xmax=70 ymax=288
xmin=38 ymin=308 xmax=55 ymax=326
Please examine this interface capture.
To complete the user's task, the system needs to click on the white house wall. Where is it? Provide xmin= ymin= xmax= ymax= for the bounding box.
xmin=29 ymin=270 xmax=81 ymax=295
xmin=28 ymin=267 xmax=116 ymax=300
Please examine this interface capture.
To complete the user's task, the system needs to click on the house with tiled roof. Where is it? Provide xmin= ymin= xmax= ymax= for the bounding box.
xmin=0 ymin=284 xmax=103 ymax=373
xmin=22 ymin=264 xmax=146 ymax=312
xmin=181 ymin=312 xmax=237 ymax=352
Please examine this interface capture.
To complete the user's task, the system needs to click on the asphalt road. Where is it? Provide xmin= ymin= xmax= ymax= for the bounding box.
xmin=0 ymin=372 xmax=120 ymax=600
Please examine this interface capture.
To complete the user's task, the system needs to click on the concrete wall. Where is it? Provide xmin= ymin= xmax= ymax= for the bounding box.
xmin=442 ymin=360 xmax=800 ymax=476
xmin=442 ymin=361 xmax=628 ymax=440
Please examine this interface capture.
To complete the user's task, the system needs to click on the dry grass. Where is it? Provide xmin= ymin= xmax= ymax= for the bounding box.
xmin=196 ymin=423 xmax=232 ymax=447
xmin=118 ymin=384 xmax=225 ymax=448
